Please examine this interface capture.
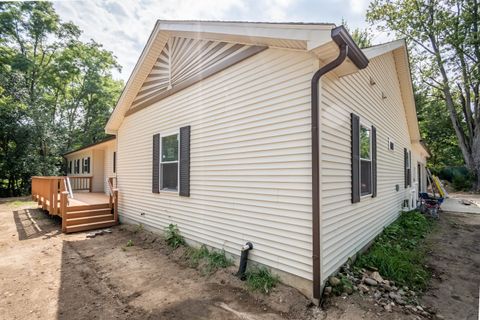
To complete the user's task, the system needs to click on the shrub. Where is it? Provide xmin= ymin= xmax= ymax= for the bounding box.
xmin=437 ymin=166 xmax=474 ymax=191
xmin=126 ymin=239 xmax=134 ymax=247
xmin=354 ymin=210 xmax=434 ymax=291
xmin=245 ymin=267 xmax=279 ymax=294
xmin=185 ymin=245 xmax=233 ymax=275
xmin=165 ymin=224 xmax=185 ymax=249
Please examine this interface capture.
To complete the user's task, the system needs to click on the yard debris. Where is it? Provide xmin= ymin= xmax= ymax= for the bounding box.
xmin=86 ymin=233 xmax=96 ymax=238
xmin=103 ymin=229 xmax=112 ymax=233
xmin=322 ymin=261 xmax=438 ymax=318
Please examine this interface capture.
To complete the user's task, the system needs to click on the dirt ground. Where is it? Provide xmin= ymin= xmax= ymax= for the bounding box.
xmin=0 ymin=197 xmax=478 ymax=320
xmin=420 ymin=201 xmax=480 ymax=320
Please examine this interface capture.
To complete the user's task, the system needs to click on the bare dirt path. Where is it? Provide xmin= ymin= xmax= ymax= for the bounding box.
xmin=420 ymin=210 xmax=480 ymax=320
xmin=0 ymin=200 xmax=311 ymax=320
xmin=1 ymin=198 xmax=478 ymax=320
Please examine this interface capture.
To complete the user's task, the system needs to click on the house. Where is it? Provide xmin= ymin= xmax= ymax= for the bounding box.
xmin=63 ymin=135 xmax=117 ymax=194
xmin=41 ymin=21 xmax=430 ymax=301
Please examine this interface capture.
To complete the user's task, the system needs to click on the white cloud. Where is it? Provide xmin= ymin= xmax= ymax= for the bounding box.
xmin=53 ymin=0 xmax=385 ymax=82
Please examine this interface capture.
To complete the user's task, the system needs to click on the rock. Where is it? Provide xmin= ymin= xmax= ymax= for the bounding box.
xmin=391 ymin=286 xmax=398 ymax=291
xmin=435 ymin=315 xmax=445 ymax=320
xmin=370 ymin=271 xmax=384 ymax=283
xmin=364 ymin=278 xmax=378 ymax=286
xmin=324 ymin=286 xmax=332 ymax=296
xmin=373 ymin=291 xmax=382 ymax=300
xmin=384 ymin=304 xmax=392 ymax=312
xmin=417 ymin=306 xmax=424 ymax=312
xmin=329 ymin=276 xmax=341 ymax=287
xmin=398 ymin=289 xmax=405 ymax=296
xmin=389 ymin=292 xmax=405 ymax=305
xmin=383 ymin=280 xmax=390 ymax=286
xmin=383 ymin=284 xmax=392 ymax=292
xmin=358 ymin=284 xmax=369 ymax=293
xmin=345 ymin=286 xmax=353 ymax=295
xmin=86 ymin=233 xmax=96 ymax=238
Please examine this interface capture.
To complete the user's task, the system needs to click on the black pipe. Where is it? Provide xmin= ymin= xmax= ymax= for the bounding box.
xmin=236 ymin=242 xmax=253 ymax=280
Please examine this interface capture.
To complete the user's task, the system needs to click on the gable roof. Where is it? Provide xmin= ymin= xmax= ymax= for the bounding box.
xmin=63 ymin=135 xmax=116 ymax=157
xmin=105 ymin=20 xmax=368 ymax=133
xmin=362 ymin=39 xmax=427 ymax=156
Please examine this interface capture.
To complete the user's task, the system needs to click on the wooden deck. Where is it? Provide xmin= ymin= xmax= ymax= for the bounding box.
xmin=31 ymin=177 xmax=118 ymax=233
xmin=68 ymin=192 xmax=110 ymax=207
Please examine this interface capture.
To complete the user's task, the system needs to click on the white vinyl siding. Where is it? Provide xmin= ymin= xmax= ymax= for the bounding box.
xmin=319 ymin=52 xmax=418 ymax=283
xmin=117 ymin=48 xmax=316 ymax=281
xmin=103 ymin=141 xmax=116 ymax=194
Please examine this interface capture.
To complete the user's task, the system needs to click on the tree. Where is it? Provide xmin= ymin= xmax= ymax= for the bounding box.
xmin=342 ymin=19 xmax=374 ymax=48
xmin=0 ymin=2 xmax=123 ymax=196
xmin=367 ymin=0 xmax=480 ymax=188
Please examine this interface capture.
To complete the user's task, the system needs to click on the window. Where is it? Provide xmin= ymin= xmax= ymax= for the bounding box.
xmin=160 ymin=134 xmax=179 ymax=191
xmin=388 ymin=138 xmax=394 ymax=151
xmin=360 ymin=125 xmax=372 ymax=196
xmin=83 ymin=157 xmax=90 ymax=174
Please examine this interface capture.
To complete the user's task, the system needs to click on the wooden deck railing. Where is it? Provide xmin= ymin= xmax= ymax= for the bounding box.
xmin=32 ymin=176 xmax=119 ymax=233
xmin=31 ymin=176 xmax=66 ymax=215
xmin=108 ymin=177 xmax=119 ymax=223
xmin=69 ymin=176 xmax=92 ymax=192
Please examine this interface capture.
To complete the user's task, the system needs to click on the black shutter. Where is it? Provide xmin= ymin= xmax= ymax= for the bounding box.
xmin=404 ymin=148 xmax=408 ymax=188
xmin=408 ymin=150 xmax=412 ymax=187
xmin=179 ymin=126 xmax=191 ymax=197
xmin=152 ymin=134 xmax=160 ymax=193
xmin=113 ymin=152 xmax=116 ymax=173
xmin=87 ymin=157 xmax=91 ymax=174
xmin=351 ymin=113 xmax=360 ymax=203
xmin=371 ymin=126 xmax=377 ymax=198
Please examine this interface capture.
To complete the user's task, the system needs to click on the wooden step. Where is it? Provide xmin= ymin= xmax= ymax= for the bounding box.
xmin=65 ymin=220 xmax=117 ymax=233
xmin=66 ymin=214 xmax=115 ymax=226
xmin=67 ymin=203 xmax=111 ymax=212
xmin=66 ymin=208 xmax=112 ymax=219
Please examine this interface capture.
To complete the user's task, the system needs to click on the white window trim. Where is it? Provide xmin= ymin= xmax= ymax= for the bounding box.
xmin=159 ymin=131 xmax=180 ymax=193
xmin=388 ymin=137 xmax=395 ymax=151
xmin=359 ymin=123 xmax=373 ymax=197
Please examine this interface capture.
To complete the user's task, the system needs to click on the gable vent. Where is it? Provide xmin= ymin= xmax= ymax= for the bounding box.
xmin=130 ymin=37 xmax=266 ymax=111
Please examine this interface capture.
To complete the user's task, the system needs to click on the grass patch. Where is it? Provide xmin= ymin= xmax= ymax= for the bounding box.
xmin=126 ymin=239 xmax=134 ymax=247
xmin=185 ymin=244 xmax=233 ymax=275
xmin=8 ymin=200 xmax=36 ymax=207
xmin=165 ymin=224 xmax=185 ymax=249
xmin=245 ymin=267 xmax=279 ymax=294
xmin=354 ymin=210 xmax=435 ymax=291
xmin=133 ymin=223 xmax=144 ymax=234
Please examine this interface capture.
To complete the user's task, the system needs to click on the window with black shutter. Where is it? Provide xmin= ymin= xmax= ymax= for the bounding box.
xmin=160 ymin=134 xmax=179 ymax=191
xmin=352 ymin=113 xmax=377 ymax=202
xmin=153 ymin=127 xmax=191 ymax=196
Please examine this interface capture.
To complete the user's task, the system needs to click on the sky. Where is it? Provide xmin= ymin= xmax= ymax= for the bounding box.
xmin=53 ymin=0 xmax=386 ymax=82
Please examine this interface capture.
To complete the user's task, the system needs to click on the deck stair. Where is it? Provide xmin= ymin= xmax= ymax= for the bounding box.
xmin=64 ymin=203 xmax=117 ymax=233
xmin=31 ymin=176 xmax=119 ymax=234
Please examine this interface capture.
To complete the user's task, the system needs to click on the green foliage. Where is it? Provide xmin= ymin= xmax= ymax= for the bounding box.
xmin=367 ymin=0 xmax=480 ymax=188
xmin=331 ymin=274 xmax=354 ymax=296
xmin=185 ymin=244 xmax=233 ymax=275
xmin=341 ymin=18 xmax=373 ymax=49
xmin=165 ymin=224 xmax=185 ymax=249
xmin=245 ymin=267 xmax=279 ymax=294
xmin=0 ymin=2 xmax=123 ymax=196
xmin=354 ymin=211 xmax=434 ymax=291
xmin=134 ymin=223 xmax=144 ymax=234
xmin=434 ymin=166 xmax=474 ymax=191
xmin=126 ymin=239 xmax=134 ymax=247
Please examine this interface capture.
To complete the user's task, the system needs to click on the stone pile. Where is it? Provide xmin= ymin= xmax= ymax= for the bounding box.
xmin=323 ymin=262 xmax=440 ymax=319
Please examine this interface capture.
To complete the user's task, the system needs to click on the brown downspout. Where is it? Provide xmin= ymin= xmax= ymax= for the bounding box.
xmin=311 ymin=26 xmax=369 ymax=300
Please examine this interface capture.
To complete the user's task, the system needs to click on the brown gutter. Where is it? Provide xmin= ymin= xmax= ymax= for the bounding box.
xmin=311 ymin=26 xmax=369 ymax=300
